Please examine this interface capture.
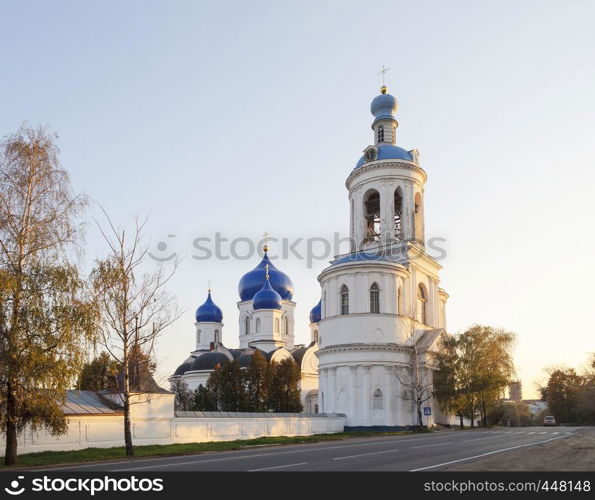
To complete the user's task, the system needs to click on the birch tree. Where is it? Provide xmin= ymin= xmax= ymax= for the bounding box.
xmin=0 ymin=126 xmax=94 ymax=465
xmin=92 ymin=211 xmax=179 ymax=457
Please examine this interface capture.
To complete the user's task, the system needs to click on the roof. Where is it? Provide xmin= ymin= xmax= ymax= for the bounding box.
xmin=61 ymin=390 xmax=120 ymax=415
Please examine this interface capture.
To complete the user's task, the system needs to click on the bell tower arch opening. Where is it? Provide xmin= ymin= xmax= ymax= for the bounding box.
xmin=363 ymin=189 xmax=381 ymax=244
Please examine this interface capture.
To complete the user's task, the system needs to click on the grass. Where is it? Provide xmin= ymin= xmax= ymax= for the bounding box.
xmin=2 ymin=430 xmax=413 ymax=468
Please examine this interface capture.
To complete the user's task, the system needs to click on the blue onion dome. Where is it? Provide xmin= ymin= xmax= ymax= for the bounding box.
xmin=309 ymin=299 xmax=321 ymax=323
xmin=253 ymin=276 xmax=283 ymax=310
xmin=238 ymin=246 xmax=294 ymax=301
xmin=371 ymin=85 xmax=398 ymax=124
xmin=195 ymin=290 xmax=223 ymax=323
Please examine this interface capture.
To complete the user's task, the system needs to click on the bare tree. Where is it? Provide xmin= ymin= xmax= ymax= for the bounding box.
xmin=91 ymin=210 xmax=179 ymax=456
xmin=0 ymin=125 xmax=94 ymax=465
xmin=395 ymin=308 xmax=441 ymax=430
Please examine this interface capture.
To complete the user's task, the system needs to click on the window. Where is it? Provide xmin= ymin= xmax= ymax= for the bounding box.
xmin=197 ymin=329 xmax=201 ymax=344
xmin=377 ymin=125 xmax=384 ymax=143
xmin=416 ymin=284 xmax=427 ymax=325
xmin=370 ymin=282 xmax=380 ymax=313
xmin=313 ymin=329 xmax=319 ymax=343
xmin=373 ymin=389 xmax=383 ymax=409
xmin=340 ymin=285 xmax=349 ymax=315
xmin=414 ymin=192 xmax=423 ymax=242
xmin=284 ymin=316 xmax=289 ymax=335
xmin=275 ymin=318 xmax=280 ymax=333
xmin=214 ymin=329 xmax=220 ymax=343
xmin=394 ymin=188 xmax=403 ymax=240
xmin=245 ymin=317 xmax=250 ymax=335
xmin=364 ymin=190 xmax=381 ymax=243
xmin=255 ymin=318 xmax=261 ymax=333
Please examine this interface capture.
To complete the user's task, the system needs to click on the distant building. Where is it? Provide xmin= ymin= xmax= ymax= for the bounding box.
xmin=509 ymin=380 xmax=523 ymax=401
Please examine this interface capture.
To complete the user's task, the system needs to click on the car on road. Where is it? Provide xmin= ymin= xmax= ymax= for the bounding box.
xmin=543 ymin=415 xmax=557 ymax=426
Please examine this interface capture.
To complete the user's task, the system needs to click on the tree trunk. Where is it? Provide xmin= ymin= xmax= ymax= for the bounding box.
xmin=4 ymin=381 xmax=18 ymax=466
xmin=122 ymin=360 xmax=134 ymax=457
xmin=459 ymin=414 xmax=464 ymax=429
xmin=417 ymin=403 xmax=423 ymax=430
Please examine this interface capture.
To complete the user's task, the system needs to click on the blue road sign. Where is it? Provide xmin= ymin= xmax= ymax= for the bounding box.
xmin=423 ymin=406 xmax=432 ymax=416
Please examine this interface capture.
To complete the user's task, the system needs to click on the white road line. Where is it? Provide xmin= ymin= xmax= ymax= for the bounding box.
xmin=410 ymin=435 xmax=568 ymax=471
xmin=461 ymin=435 xmax=509 ymax=443
xmin=248 ymin=462 xmax=307 ymax=472
xmin=538 ymin=431 xmax=547 ymax=434
xmin=552 ymin=432 xmax=559 ymax=435
xmin=527 ymin=432 xmax=536 ymax=435
xmin=112 ymin=436 xmax=452 ymax=471
xmin=413 ymin=442 xmax=452 ymax=449
xmin=334 ymin=448 xmax=400 ymax=461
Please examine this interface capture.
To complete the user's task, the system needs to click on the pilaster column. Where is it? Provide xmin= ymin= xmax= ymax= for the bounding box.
xmin=328 ymin=367 xmax=336 ymax=413
xmin=349 ymin=367 xmax=357 ymax=425
xmin=384 ymin=366 xmax=394 ymax=426
xmin=362 ymin=366 xmax=371 ymax=426
xmin=320 ymin=368 xmax=327 ymax=413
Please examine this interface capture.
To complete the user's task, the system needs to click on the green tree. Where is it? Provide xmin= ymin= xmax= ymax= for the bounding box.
xmin=217 ymin=360 xmax=248 ymax=411
xmin=267 ymin=359 xmax=302 ymax=413
xmin=77 ymin=352 xmax=119 ymax=391
xmin=193 ymin=384 xmax=217 ymax=411
xmin=544 ymin=368 xmax=583 ymax=424
xmin=245 ymin=351 xmax=269 ymax=411
xmin=0 ymin=126 xmax=94 ymax=465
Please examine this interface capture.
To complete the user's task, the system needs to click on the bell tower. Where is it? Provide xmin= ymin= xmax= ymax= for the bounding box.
xmin=349 ymin=85 xmax=425 ymax=252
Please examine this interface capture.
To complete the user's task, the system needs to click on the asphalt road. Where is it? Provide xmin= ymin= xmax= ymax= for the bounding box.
xmin=33 ymin=426 xmax=584 ymax=472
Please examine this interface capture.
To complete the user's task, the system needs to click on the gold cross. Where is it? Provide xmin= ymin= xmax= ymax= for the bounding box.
xmin=265 ymin=263 xmax=270 ymax=280
xmin=377 ymin=65 xmax=391 ymax=86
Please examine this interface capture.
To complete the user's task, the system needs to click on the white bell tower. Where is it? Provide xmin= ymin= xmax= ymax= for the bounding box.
xmin=316 ymin=84 xmax=449 ymax=428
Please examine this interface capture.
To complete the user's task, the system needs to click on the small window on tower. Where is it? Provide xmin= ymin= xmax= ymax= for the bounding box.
xmin=245 ymin=316 xmax=250 ymax=335
xmin=364 ymin=190 xmax=381 ymax=243
xmin=284 ymin=316 xmax=289 ymax=335
xmin=341 ymin=285 xmax=349 ymax=315
xmin=416 ymin=284 xmax=427 ymax=325
xmin=275 ymin=318 xmax=280 ymax=333
xmin=377 ymin=125 xmax=385 ymax=143
xmin=370 ymin=282 xmax=380 ymax=313
xmin=255 ymin=318 xmax=261 ymax=333
xmin=214 ymin=329 xmax=220 ymax=343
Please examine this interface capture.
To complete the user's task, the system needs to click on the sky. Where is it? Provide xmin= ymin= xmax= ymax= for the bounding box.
xmin=1 ymin=0 xmax=594 ymax=399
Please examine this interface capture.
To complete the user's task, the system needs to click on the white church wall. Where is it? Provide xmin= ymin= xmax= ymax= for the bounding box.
xmin=0 ymin=412 xmax=346 ymax=457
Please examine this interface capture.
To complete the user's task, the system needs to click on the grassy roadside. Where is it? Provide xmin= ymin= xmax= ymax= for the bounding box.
xmin=1 ymin=430 xmax=413 ymax=468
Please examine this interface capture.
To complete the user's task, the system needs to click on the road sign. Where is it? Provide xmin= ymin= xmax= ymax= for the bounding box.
xmin=423 ymin=406 xmax=432 ymax=416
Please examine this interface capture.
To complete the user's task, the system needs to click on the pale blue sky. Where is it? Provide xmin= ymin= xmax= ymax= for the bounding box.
xmin=2 ymin=0 xmax=594 ymax=398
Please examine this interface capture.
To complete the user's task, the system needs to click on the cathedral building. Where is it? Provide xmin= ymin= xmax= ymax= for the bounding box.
xmin=170 ymin=246 xmax=320 ymax=413
xmin=171 ymin=85 xmax=450 ymax=427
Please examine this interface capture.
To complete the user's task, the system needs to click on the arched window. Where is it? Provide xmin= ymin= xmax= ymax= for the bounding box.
xmin=397 ymin=286 xmax=403 ymax=315
xmin=275 ymin=318 xmax=280 ymax=333
xmin=284 ymin=316 xmax=289 ymax=335
xmin=377 ymin=125 xmax=384 ymax=143
xmin=323 ymin=291 xmax=327 ymax=318
xmin=394 ymin=188 xmax=403 ymax=240
xmin=416 ymin=284 xmax=427 ymax=325
xmin=255 ymin=318 xmax=261 ymax=333
xmin=364 ymin=190 xmax=381 ymax=243
xmin=245 ymin=316 xmax=250 ymax=335
xmin=313 ymin=329 xmax=319 ymax=343
xmin=214 ymin=329 xmax=220 ymax=343
xmin=370 ymin=282 xmax=380 ymax=313
xmin=414 ymin=192 xmax=423 ymax=242
xmin=340 ymin=285 xmax=349 ymax=315
xmin=373 ymin=389 xmax=383 ymax=409
xmin=197 ymin=329 xmax=201 ymax=344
